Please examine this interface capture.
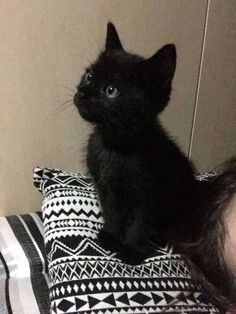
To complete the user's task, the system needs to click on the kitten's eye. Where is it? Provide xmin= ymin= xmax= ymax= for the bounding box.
xmin=105 ymin=85 xmax=120 ymax=98
xmin=84 ymin=72 xmax=93 ymax=83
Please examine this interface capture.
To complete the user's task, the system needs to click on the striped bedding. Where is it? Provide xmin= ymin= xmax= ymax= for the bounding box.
xmin=0 ymin=212 xmax=49 ymax=314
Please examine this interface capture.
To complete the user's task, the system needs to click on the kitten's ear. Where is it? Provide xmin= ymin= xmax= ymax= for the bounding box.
xmin=105 ymin=22 xmax=123 ymax=51
xmin=147 ymin=44 xmax=176 ymax=84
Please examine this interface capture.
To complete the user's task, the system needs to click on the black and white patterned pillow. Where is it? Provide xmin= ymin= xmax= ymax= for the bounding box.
xmin=33 ymin=167 xmax=220 ymax=314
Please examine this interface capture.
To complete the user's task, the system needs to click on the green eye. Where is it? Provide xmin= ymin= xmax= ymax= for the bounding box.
xmin=84 ymin=72 xmax=93 ymax=83
xmin=105 ymin=85 xmax=120 ymax=98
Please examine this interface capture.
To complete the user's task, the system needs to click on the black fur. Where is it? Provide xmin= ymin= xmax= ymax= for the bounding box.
xmin=73 ymin=22 xmax=203 ymax=264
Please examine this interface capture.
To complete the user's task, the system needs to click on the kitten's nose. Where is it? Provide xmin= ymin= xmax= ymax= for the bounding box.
xmin=78 ymin=91 xmax=85 ymax=98
xmin=74 ymin=91 xmax=85 ymax=105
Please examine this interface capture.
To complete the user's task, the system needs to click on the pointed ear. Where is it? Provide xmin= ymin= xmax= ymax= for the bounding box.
xmin=147 ymin=44 xmax=176 ymax=84
xmin=105 ymin=22 xmax=123 ymax=51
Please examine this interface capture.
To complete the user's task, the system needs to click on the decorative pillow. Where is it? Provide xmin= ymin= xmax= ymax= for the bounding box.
xmin=33 ymin=167 xmax=220 ymax=314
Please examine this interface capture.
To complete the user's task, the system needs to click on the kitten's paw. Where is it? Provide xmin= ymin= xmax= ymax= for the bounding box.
xmin=118 ymin=237 xmax=157 ymax=265
xmin=97 ymin=229 xmax=121 ymax=252
xmin=118 ymin=246 xmax=149 ymax=265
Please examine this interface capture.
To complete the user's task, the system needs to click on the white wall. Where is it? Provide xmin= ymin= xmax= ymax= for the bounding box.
xmin=0 ymin=0 xmax=235 ymax=215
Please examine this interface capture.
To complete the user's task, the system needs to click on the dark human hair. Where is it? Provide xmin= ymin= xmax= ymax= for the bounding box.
xmin=181 ymin=157 xmax=236 ymax=311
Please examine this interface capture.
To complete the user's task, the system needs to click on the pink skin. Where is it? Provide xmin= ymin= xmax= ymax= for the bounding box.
xmin=223 ymin=196 xmax=236 ymax=314
xmin=223 ymin=196 xmax=236 ymax=275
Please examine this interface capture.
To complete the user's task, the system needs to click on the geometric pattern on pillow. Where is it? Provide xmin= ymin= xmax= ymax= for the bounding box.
xmin=33 ymin=167 xmax=220 ymax=314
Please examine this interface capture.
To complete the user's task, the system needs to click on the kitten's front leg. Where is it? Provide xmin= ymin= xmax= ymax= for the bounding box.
xmin=119 ymin=219 xmax=155 ymax=265
xmin=98 ymin=229 xmax=123 ymax=252
xmin=98 ymin=200 xmax=126 ymax=252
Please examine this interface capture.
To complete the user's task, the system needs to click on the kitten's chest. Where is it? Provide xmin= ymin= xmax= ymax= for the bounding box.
xmin=87 ymin=132 xmax=129 ymax=180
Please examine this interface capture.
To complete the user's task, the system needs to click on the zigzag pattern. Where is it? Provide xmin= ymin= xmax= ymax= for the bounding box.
xmin=45 ymin=176 xmax=95 ymax=188
xmin=50 ymin=254 xmax=120 ymax=268
xmin=53 ymin=176 xmax=94 ymax=187
xmin=43 ymin=208 xmax=103 ymax=223
xmin=45 ymin=229 xmax=98 ymax=245
xmin=49 ymin=238 xmax=109 ymax=262
xmin=44 ymin=184 xmax=96 ymax=198
xmin=50 ymin=257 xmax=190 ymax=283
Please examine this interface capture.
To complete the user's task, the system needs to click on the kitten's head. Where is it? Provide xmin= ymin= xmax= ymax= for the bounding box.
xmin=74 ymin=23 xmax=176 ymax=130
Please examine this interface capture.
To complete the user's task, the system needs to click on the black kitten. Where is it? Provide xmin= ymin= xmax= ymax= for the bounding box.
xmin=74 ymin=23 xmax=202 ymax=264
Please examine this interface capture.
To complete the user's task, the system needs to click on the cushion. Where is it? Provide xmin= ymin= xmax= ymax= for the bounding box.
xmin=33 ymin=167 xmax=220 ymax=314
xmin=0 ymin=211 xmax=49 ymax=314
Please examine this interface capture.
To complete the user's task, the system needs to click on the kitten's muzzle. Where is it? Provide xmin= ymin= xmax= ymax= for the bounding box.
xmin=74 ymin=90 xmax=95 ymax=122
xmin=73 ymin=91 xmax=84 ymax=107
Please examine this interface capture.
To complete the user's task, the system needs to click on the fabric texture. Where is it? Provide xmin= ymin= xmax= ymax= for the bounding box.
xmin=33 ymin=166 xmax=220 ymax=314
xmin=0 ymin=211 xmax=50 ymax=314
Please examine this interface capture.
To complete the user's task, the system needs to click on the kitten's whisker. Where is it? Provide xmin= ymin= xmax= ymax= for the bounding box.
xmin=56 ymin=83 xmax=76 ymax=93
xmin=52 ymin=98 xmax=74 ymax=116
xmin=51 ymin=96 xmax=74 ymax=107
xmin=54 ymin=103 xmax=74 ymax=116
xmin=60 ymin=99 xmax=74 ymax=106
xmin=54 ymin=98 xmax=74 ymax=109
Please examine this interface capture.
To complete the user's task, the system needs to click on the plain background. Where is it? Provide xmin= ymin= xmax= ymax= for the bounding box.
xmin=0 ymin=0 xmax=235 ymax=215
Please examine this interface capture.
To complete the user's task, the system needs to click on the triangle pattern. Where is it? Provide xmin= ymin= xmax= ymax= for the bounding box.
xmin=117 ymin=293 xmax=130 ymax=306
xmin=88 ymin=295 xmax=100 ymax=308
xmin=103 ymin=294 xmax=116 ymax=306
xmin=75 ymin=297 xmax=87 ymax=310
xmin=177 ymin=292 xmax=188 ymax=304
xmin=163 ymin=292 xmax=175 ymax=304
xmin=151 ymin=292 xmax=164 ymax=304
